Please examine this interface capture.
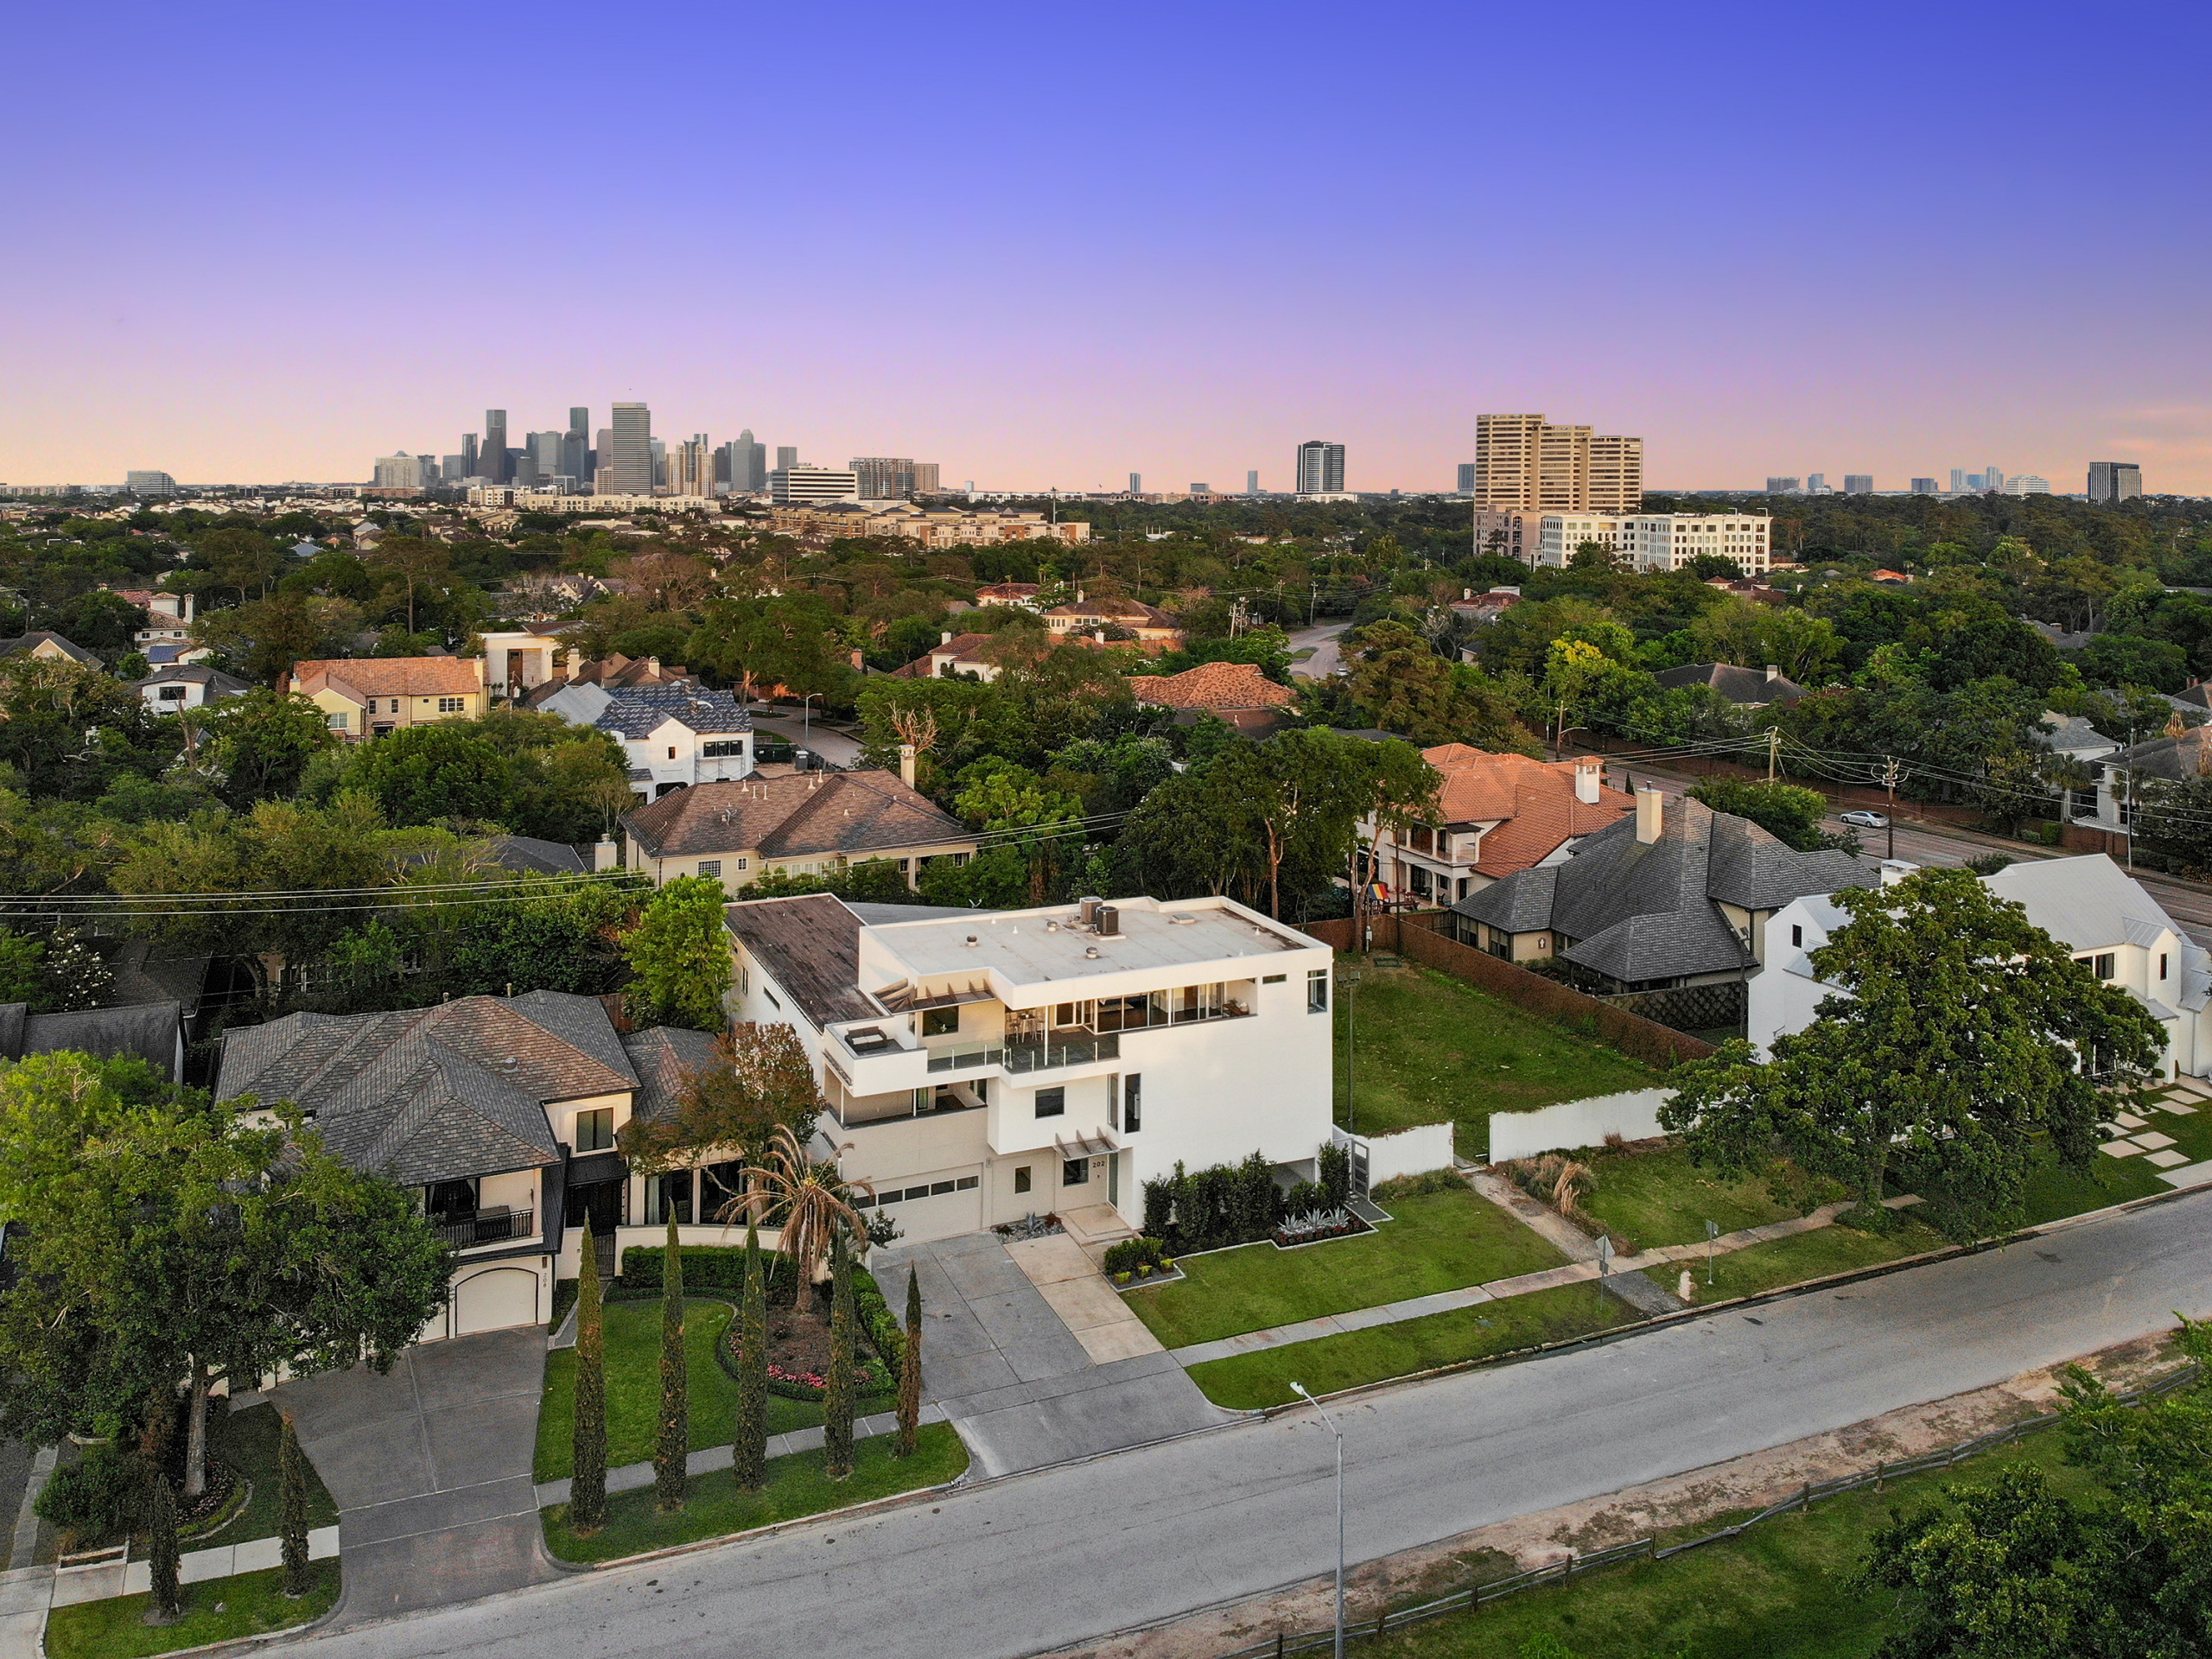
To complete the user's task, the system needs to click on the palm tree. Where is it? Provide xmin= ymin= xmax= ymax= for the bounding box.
xmin=724 ymin=1123 xmax=872 ymax=1314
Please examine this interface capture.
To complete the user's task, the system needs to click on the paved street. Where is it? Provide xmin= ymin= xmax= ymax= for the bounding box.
xmin=1287 ymin=621 xmax=1349 ymax=680
xmin=293 ymin=1188 xmax=2212 ymax=1659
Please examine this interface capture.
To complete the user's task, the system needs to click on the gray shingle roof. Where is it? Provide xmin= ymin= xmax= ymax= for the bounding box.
xmin=7 ymin=1001 xmax=183 ymax=1078
xmin=214 ymin=993 xmax=640 ymax=1186
xmin=622 ymin=770 xmax=971 ymax=861
xmin=594 ymin=684 xmax=753 ymax=739
xmin=1450 ymin=798 xmax=1874 ymax=988
xmin=1651 ymin=663 xmax=1805 ymax=704
xmin=721 ymin=893 xmax=877 ymax=1027
xmin=0 ymin=632 xmax=102 ymax=668
xmin=486 ymin=835 xmax=588 ymax=875
xmin=622 ymin=1026 xmax=721 ymax=1124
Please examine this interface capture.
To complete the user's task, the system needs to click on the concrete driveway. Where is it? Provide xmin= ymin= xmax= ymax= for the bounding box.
xmin=874 ymin=1232 xmax=1234 ymax=1478
xmin=272 ymin=1329 xmax=556 ymax=1624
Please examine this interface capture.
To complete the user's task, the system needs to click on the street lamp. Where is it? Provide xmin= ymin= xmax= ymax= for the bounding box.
xmin=1288 ymin=1382 xmax=1345 ymax=1659
xmin=800 ymin=692 xmax=822 ymax=757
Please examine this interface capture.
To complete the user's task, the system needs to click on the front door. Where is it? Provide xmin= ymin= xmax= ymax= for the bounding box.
xmin=564 ymin=1179 xmax=624 ymax=1235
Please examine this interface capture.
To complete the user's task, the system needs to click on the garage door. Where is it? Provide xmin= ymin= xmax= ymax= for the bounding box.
xmin=866 ymin=1171 xmax=983 ymax=1244
xmin=452 ymin=1268 xmax=541 ymax=1336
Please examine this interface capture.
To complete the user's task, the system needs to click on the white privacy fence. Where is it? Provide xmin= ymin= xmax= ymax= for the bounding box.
xmin=1487 ymin=1088 xmax=1673 ymax=1163
xmin=1332 ymin=1122 xmax=1456 ymax=1185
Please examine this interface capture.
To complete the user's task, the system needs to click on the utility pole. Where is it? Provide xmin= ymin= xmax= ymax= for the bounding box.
xmin=2126 ymin=724 xmax=2137 ymax=870
xmin=1767 ymin=727 xmax=1780 ymax=785
xmin=1882 ymin=757 xmax=1899 ymax=861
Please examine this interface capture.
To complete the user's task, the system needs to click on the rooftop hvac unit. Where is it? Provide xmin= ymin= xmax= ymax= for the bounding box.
xmin=1078 ymin=895 xmax=1103 ymax=925
xmin=1095 ymin=905 xmax=1120 ymax=938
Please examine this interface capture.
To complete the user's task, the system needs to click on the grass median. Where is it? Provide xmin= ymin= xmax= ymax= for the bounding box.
xmin=1185 ymin=1281 xmax=1641 ymax=1409
xmin=542 ymin=1423 xmax=968 ymax=1563
xmin=1128 ymin=1186 xmax=1568 ymax=1351
xmin=43 ymin=1561 xmax=338 ymax=1659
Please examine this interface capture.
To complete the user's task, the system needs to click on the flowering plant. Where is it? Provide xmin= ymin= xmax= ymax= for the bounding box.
xmin=767 ymin=1362 xmax=828 ymax=1389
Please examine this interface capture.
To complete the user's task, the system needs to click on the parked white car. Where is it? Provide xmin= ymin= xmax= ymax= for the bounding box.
xmin=1838 ymin=809 xmax=1889 ymax=829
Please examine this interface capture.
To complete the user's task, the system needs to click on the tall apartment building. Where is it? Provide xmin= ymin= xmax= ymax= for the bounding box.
xmin=912 ymin=462 xmax=940 ymax=495
xmin=2088 ymin=461 xmax=2144 ymax=504
xmin=1247 ymin=470 xmax=1260 ymax=495
xmin=1806 ymin=473 xmax=1829 ymax=493
xmin=1844 ymin=474 xmax=1873 ymax=494
xmin=776 ymin=446 xmax=799 ymax=470
xmin=1128 ymin=473 xmax=1142 ymax=494
xmin=1910 ymin=478 xmax=1938 ymax=494
xmin=482 ymin=410 xmax=511 ymax=484
xmin=1294 ymin=441 xmax=1344 ymax=495
xmin=1765 ymin=477 xmax=1802 ymax=493
xmin=1949 ymin=468 xmax=1967 ymax=493
xmin=853 ymin=458 xmax=920 ymax=499
xmin=597 ymin=403 xmax=654 ymax=495
xmin=1455 ymin=462 xmax=1478 ymax=494
xmin=668 ymin=434 xmax=715 ymax=498
xmin=770 ymin=464 xmax=861 ymax=505
xmin=1535 ymin=512 xmax=1770 ymax=575
xmin=125 ymin=470 xmax=179 ymax=497
xmin=373 ymin=453 xmax=433 ymax=490
xmin=1473 ymin=415 xmax=1639 ymax=512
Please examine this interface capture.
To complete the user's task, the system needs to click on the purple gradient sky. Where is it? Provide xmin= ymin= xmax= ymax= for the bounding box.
xmin=6 ymin=2 xmax=2211 ymax=493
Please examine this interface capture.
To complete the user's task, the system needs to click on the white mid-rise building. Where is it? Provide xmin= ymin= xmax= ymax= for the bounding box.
xmin=722 ymin=893 xmax=1336 ymax=1244
xmin=771 ymin=465 xmax=861 ymax=505
xmin=1535 ymin=512 xmax=1771 ymax=574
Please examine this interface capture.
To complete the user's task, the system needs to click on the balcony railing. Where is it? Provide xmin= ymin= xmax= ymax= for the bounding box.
xmin=926 ymin=1033 xmax=1121 ymax=1075
xmin=435 ymin=1208 xmax=536 ymax=1249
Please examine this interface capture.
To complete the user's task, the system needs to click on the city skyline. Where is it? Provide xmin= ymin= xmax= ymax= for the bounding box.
xmin=5 ymin=3 xmax=2210 ymax=492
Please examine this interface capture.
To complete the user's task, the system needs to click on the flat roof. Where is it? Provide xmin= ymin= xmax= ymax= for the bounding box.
xmin=866 ymin=896 xmax=1315 ymax=989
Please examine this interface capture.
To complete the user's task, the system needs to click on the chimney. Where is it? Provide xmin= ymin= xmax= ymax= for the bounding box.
xmin=1574 ymin=759 xmax=1600 ymax=804
xmin=592 ymin=838 xmax=618 ymax=872
xmin=899 ymin=743 xmax=917 ymax=789
xmin=565 ymin=646 xmax=582 ymax=679
xmin=941 ymin=630 xmax=953 ymax=645
xmin=1878 ymin=859 xmax=1920 ymax=887
xmin=1764 ymin=663 xmax=1781 ymax=682
xmin=645 ymin=657 xmax=660 ymax=676
xmin=1635 ymin=786 xmax=1664 ymax=844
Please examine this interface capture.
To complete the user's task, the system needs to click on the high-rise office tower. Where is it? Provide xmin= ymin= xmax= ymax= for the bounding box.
xmin=2088 ymin=461 xmax=2144 ymax=503
xmin=442 ymin=453 xmax=467 ymax=481
xmin=461 ymin=433 xmax=479 ymax=479
xmin=669 ymin=435 xmax=715 ymax=497
xmin=1294 ymin=442 xmax=1344 ymax=495
xmin=482 ymin=410 xmax=510 ymax=483
xmin=1910 ymin=478 xmax=1938 ymax=494
xmin=125 ymin=470 xmax=179 ymax=497
xmin=649 ymin=438 xmax=666 ymax=487
xmin=1456 ymin=463 xmax=1478 ymax=494
xmin=528 ymin=431 xmax=564 ymax=481
xmin=1765 ymin=477 xmax=1802 ymax=493
xmin=1247 ymin=469 xmax=1261 ymax=495
xmin=565 ymin=407 xmax=591 ymax=483
xmin=598 ymin=402 xmax=654 ymax=494
xmin=1949 ymin=468 xmax=1967 ymax=493
xmin=1128 ymin=473 xmax=1142 ymax=494
xmin=1844 ymin=474 xmax=1873 ymax=494
xmin=1473 ymin=415 xmax=1637 ymax=511
xmin=729 ymin=429 xmax=766 ymax=492
xmin=1807 ymin=473 xmax=1828 ymax=493
xmin=776 ymin=446 xmax=798 ymax=470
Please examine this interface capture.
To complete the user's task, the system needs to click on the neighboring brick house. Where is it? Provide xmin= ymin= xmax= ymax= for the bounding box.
xmin=620 ymin=768 xmax=977 ymax=888
xmin=289 ymin=656 xmax=488 ymax=736
xmin=1363 ymin=744 xmax=1636 ymax=906
xmin=1127 ymin=661 xmax=1300 ymax=736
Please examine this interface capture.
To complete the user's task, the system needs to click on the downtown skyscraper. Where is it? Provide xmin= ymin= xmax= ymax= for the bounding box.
xmin=597 ymin=403 xmax=654 ymax=494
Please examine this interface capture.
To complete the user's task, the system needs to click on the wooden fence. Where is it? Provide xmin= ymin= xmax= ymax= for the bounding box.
xmin=1303 ymin=912 xmax=1716 ymax=1071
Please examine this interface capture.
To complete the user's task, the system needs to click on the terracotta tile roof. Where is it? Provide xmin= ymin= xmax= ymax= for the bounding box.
xmin=621 ymin=769 xmax=972 ymax=861
xmin=1128 ymin=661 xmax=1299 ymax=712
xmin=975 ymin=582 xmax=1040 ymax=601
xmin=1414 ymin=745 xmax=1636 ymax=877
xmin=1046 ymin=597 xmax=1178 ymax=627
xmin=292 ymin=657 xmax=483 ymax=700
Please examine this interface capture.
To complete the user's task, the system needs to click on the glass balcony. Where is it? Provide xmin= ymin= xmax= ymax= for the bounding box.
xmin=925 ymin=1033 xmax=1120 ymax=1075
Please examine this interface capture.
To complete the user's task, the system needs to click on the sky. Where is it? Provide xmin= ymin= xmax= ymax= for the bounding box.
xmin=5 ymin=2 xmax=2212 ymax=495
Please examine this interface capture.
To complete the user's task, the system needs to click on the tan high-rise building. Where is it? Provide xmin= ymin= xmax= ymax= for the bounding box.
xmin=1473 ymin=413 xmax=1642 ymax=513
xmin=667 ymin=434 xmax=715 ymax=498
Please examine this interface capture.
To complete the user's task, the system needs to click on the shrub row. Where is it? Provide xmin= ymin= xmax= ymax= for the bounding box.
xmin=1103 ymin=1236 xmax=1169 ymax=1274
xmin=1140 ymin=1145 xmax=1351 ymax=1255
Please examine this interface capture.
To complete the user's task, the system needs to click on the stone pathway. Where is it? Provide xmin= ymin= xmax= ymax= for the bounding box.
xmin=533 ymin=1406 xmax=949 ymax=1508
xmin=2101 ymin=1080 xmax=2211 ymax=1179
xmin=1166 ymin=1192 xmax=1901 ymax=1368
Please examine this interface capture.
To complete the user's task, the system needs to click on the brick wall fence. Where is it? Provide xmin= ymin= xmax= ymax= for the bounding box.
xmin=1303 ymin=912 xmax=1716 ymax=1071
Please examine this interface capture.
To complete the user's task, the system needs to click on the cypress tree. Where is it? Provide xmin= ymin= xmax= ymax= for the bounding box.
xmin=654 ymin=1214 xmax=688 ymax=1511
xmin=278 ymin=1412 xmax=310 ymax=1597
xmin=823 ymin=1231 xmax=855 ymax=1479
xmin=733 ymin=1219 xmax=768 ymax=1491
xmin=895 ymin=1265 xmax=922 ymax=1458
xmin=143 ymin=1474 xmax=181 ymax=1625
xmin=569 ymin=1229 xmax=607 ymax=1534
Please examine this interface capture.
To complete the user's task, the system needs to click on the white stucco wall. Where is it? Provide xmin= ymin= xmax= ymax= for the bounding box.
xmin=1488 ymin=1089 xmax=1673 ymax=1162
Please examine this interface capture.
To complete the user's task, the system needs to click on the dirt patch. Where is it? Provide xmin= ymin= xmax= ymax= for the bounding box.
xmin=1029 ymin=1332 xmax=2186 ymax=1659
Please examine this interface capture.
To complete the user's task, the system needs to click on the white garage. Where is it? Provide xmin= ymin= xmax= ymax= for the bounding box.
xmin=450 ymin=1266 xmax=543 ymax=1336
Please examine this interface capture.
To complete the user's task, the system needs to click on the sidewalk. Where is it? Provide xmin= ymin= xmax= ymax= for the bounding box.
xmin=532 ymin=1408 xmax=948 ymax=1509
xmin=1166 ymin=1195 xmax=1889 ymax=1368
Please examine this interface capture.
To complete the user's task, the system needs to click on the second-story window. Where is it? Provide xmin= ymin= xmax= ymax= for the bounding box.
xmin=575 ymin=1107 xmax=614 ymax=1152
xmin=697 ymin=861 xmax=721 ymax=878
xmin=923 ymin=1006 xmax=960 ymax=1038
xmin=1035 ymin=1086 xmax=1065 ymax=1119
xmin=1308 ymin=969 xmax=1329 ymax=1013
xmin=1125 ymin=1074 xmax=1141 ymax=1133
xmin=702 ymin=741 xmax=745 ymax=758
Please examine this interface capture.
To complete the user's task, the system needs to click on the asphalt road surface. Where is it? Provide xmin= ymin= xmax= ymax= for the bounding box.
xmin=298 ymin=1189 xmax=2212 ymax=1659
xmin=1287 ymin=621 xmax=1349 ymax=680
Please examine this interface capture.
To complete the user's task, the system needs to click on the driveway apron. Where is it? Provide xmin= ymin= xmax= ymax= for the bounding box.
xmin=874 ymin=1233 xmax=1234 ymax=1478
xmin=272 ymin=1328 xmax=556 ymax=1623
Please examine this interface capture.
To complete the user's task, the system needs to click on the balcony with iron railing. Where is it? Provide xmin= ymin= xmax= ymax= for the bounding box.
xmin=435 ymin=1208 xmax=537 ymax=1250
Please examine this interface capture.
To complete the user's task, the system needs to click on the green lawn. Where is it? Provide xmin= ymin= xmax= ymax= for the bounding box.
xmin=1573 ymin=1144 xmax=1808 ymax=1254
xmin=1351 ymin=1432 xmax=2103 ymax=1659
xmin=542 ymin=1423 xmax=968 ymax=1563
xmin=1185 ymin=1282 xmax=1640 ymax=1409
xmin=44 ymin=1561 xmax=338 ymax=1659
xmin=1675 ymin=1215 xmax=1949 ymax=1305
xmin=535 ymin=1296 xmax=893 ymax=1482
xmin=1336 ymin=960 xmax=1656 ymax=1158
xmin=200 ymin=1404 xmax=339 ymax=1547
xmin=2018 ymin=1087 xmax=2212 ymax=1226
xmin=1128 ymin=1188 xmax=1568 ymax=1350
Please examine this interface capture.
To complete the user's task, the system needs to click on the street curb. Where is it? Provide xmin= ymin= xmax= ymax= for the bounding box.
xmin=1255 ymin=1178 xmax=2212 ymax=1416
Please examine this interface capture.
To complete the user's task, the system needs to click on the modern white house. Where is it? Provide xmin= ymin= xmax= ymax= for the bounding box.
xmin=721 ymin=892 xmax=1336 ymax=1245
xmin=539 ymin=681 xmax=755 ymax=798
xmin=1749 ymin=854 xmax=2209 ymax=1080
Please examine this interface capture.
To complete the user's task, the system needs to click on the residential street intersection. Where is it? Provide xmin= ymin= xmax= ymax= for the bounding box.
xmin=288 ymin=1186 xmax=2212 ymax=1659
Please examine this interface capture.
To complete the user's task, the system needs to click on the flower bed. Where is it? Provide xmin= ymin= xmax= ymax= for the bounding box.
xmin=1270 ymin=1207 xmax=1370 ymax=1249
xmin=719 ymin=1307 xmax=893 ymax=1402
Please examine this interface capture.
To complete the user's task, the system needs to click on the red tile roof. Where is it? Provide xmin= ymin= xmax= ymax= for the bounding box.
xmin=1127 ymin=661 xmax=1299 ymax=711
xmin=1416 ymin=745 xmax=1635 ymax=878
xmin=292 ymin=657 xmax=484 ymax=700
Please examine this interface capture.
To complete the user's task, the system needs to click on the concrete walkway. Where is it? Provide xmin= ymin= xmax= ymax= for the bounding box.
xmin=272 ymin=1328 xmax=556 ymax=1624
xmin=1004 ymin=1234 xmax=1163 ymax=1364
xmin=533 ymin=1406 xmax=949 ymax=1508
xmin=1167 ymin=1194 xmax=1884 ymax=1367
xmin=871 ymin=1232 xmax=1233 ymax=1478
xmin=1468 ymin=1170 xmax=1683 ymax=1315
